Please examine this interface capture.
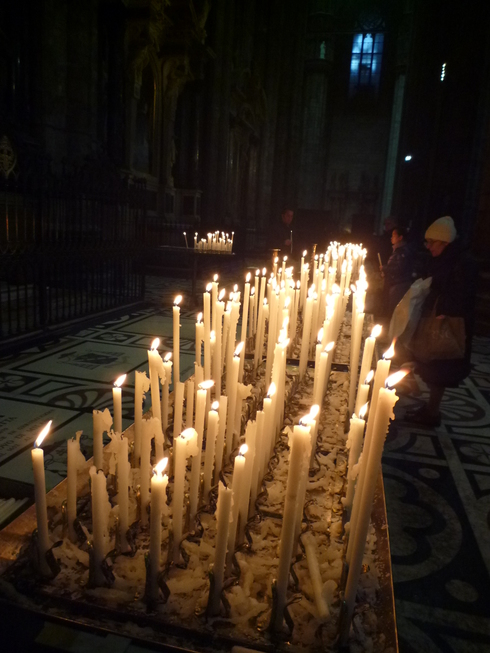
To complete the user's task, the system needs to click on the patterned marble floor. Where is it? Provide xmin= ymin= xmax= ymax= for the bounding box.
xmin=0 ymin=275 xmax=489 ymax=651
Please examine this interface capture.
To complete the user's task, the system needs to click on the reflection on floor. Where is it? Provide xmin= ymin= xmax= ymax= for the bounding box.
xmin=383 ymin=335 xmax=490 ymax=652
xmin=0 ymin=274 xmax=489 ymax=652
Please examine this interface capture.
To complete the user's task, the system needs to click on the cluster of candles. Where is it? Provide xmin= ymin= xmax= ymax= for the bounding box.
xmin=184 ymin=230 xmax=234 ymax=252
xmin=29 ymin=240 xmax=406 ymax=638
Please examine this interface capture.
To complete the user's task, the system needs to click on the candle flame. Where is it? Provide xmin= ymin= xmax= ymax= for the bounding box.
xmin=211 ymin=400 xmax=220 ymax=411
xmin=183 ymin=231 xmax=186 ymax=235
xmin=332 ymin=283 xmax=340 ymax=294
xmin=214 ymin=273 xmax=218 ymax=281
xmin=246 ymin=272 xmax=251 ymax=282
xmin=256 ymin=269 xmax=260 ymax=276
xmin=325 ymin=341 xmax=335 ymax=352
xmin=199 ymin=380 xmax=215 ymax=390
xmin=359 ymin=402 xmax=369 ymax=418
xmin=219 ymin=289 xmax=226 ymax=300
xmin=314 ymin=254 xmax=318 ymax=260
xmin=114 ymin=374 xmax=126 ymax=388
xmin=262 ymin=267 xmax=267 ymax=276
xmin=283 ymin=255 xmax=288 ymax=261
xmin=164 ymin=352 xmax=172 ymax=362
xmin=35 ymin=420 xmax=52 ymax=448
xmin=197 ymin=312 xmax=203 ymax=323
xmin=251 ymin=287 xmax=255 ymax=295
xmin=351 ymin=284 xmax=356 ymax=293
xmin=153 ymin=457 xmax=168 ymax=476
xmin=239 ymin=443 xmax=248 ymax=456
xmin=296 ymin=280 xmax=300 ymax=289
xmin=383 ymin=340 xmax=396 ymax=360
xmin=210 ymin=330 xmax=215 ymax=339
xmin=151 ymin=338 xmax=160 ymax=350
xmin=371 ymin=324 xmax=382 ymax=338
xmin=274 ymin=257 xmax=278 ymax=263
xmin=267 ymin=382 xmax=276 ymax=398
xmin=303 ymin=250 xmax=307 ymax=257
xmin=206 ymin=283 xmax=213 ymax=292
xmin=234 ymin=284 xmax=238 ymax=292
xmin=310 ymin=404 xmax=320 ymax=419
xmin=365 ymin=369 xmax=374 ymax=384
xmin=234 ymin=342 xmax=244 ymax=356
xmin=284 ymin=296 xmax=290 ymax=308
xmin=263 ymin=298 xmax=268 ymax=306
xmin=181 ymin=427 xmax=197 ymax=441
xmin=174 ymin=295 xmax=182 ymax=306
xmin=385 ymin=369 xmax=409 ymax=388
xmin=317 ymin=328 xmax=324 ymax=343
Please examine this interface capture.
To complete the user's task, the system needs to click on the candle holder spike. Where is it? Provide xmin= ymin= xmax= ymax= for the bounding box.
xmin=166 ymin=528 xmax=190 ymax=569
xmin=28 ymin=531 xmax=62 ymax=579
xmin=202 ymin=566 xmax=232 ymax=619
xmin=264 ymin=579 xmax=299 ymax=640
xmin=87 ymin=542 xmax=115 ymax=588
xmin=144 ymin=553 xmax=170 ymax=610
xmin=337 ymin=597 xmax=352 ymax=648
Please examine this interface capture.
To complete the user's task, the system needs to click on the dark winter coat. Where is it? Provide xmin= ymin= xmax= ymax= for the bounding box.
xmin=383 ymin=241 xmax=415 ymax=313
xmin=415 ymin=239 xmax=478 ymax=387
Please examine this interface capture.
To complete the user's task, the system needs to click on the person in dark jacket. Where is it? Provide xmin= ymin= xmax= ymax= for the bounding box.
xmin=405 ymin=216 xmax=478 ymax=427
xmin=380 ymin=226 xmax=415 ymax=315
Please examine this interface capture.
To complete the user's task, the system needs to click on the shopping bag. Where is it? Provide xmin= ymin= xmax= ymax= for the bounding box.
xmin=389 ymin=277 xmax=432 ymax=342
xmin=409 ymin=308 xmax=465 ymax=362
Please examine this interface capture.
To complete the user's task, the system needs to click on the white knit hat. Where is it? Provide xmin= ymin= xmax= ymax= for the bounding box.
xmin=425 ymin=216 xmax=457 ymax=243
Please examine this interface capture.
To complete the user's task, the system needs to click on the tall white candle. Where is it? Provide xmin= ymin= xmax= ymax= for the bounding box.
xmin=214 ymin=295 xmax=225 ymax=396
xmin=239 ymin=273 xmax=251 ymax=381
xmin=189 ymin=380 xmax=214 ymax=523
xmin=214 ymin=395 xmax=228 ymax=483
xmin=237 ymin=421 xmax=257 ymax=545
xmin=348 ymin=310 xmax=365 ymax=415
xmin=148 ymin=457 xmax=168 ymax=600
xmin=134 ymin=370 xmax=150 ymax=466
xmin=253 ymin=270 xmax=260 ymax=333
xmin=148 ymin=339 xmax=165 ymax=428
xmin=354 ymin=369 xmax=373 ymax=417
xmin=274 ymin=424 xmax=311 ymax=630
xmin=173 ymin=381 xmax=185 ymax=442
xmin=92 ymin=408 xmax=112 ymax=471
xmin=195 ymin=313 xmax=204 ymax=367
xmin=225 ymin=344 xmax=243 ymax=457
xmin=67 ymin=430 xmax=85 ymax=542
xmin=203 ymin=283 xmax=212 ymax=382
xmin=172 ymin=428 xmax=198 ymax=563
xmin=173 ymin=295 xmax=182 ymax=384
xmin=358 ymin=324 xmax=382 ymax=394
xmin=254 ymin=298 xmax=267 ymax=372
xmin=203 ymin=401 xmax=220 ymax=499
xmin=117 ymin=435 xmax=131 ymax=552
xmin=209 ymin=481 xmax=233 ymax=614
xmin=186 ymin=379 xmax=194 ymax=428
xmin=299 ymin=288 xmax=314 ymax=379
xmin=161 ymin=353 xmax=172 ymax=435
xmin=211 ymin=273 xmax=218 ymax=334
xmin=140 ymin=417 xmax=159 ymax=526
xmin=112 ymin=374 xmax=126 ymax=435
xmin=89 ymin=465 xmax=110 ymax=586
xmin=344 ymin=405 xmax=368 ymax=512
xmin=32 ymin=421 xmax=52 ymax=575
xmin=226 ymin=444 xmax=248 ymax=571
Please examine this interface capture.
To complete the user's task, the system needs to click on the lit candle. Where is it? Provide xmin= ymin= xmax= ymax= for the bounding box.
xmin=112 ymin=374 xmax=126 ymax=435
xmin=32 ymin=421 xmax=52 ymax=575
xmin=67 ymin=430 xmax=85 ymax=542
xmin=117 ymin=435 xmax=131 ymax=552
xmin=239 ymin=273 xmax=251 ymax=381
xmin=355 ymin=369 xmax=374 ymax=417
xmin=148 ymin=338 xmax=164 ymax=428
xmin=214 ymin=292 xmax=225 ymax=396
xmin=203 ymin=401 xmax=220 ymax=499
xmin=172 ymin=428 xmax=198 ymax=563
xmin=134 ymin=370 xmax=150 ymax=466
xmin=342 ymin=375 xmax=403 ymax=642
xmin=237 ymin=421 xmax=257 ymax=544
xmin=344 ymin=403 xmax=368 ymax=512
xmin=148 ymin=457 xmax=168 ymax=600
xmin=348 ymin=309 xmax=365 ymax=415
xmin=265 ymin=286 xmax=278 ymax=385
xmin=140 ymin=417 xmax=160 ymax=526
xmin=203 ymin=283 xmax=212 ymax=382
xmin=254 ymin=298 xmax=267 ymax=372
xmin=249 ymin=287 xmax=256 ymax=339
xmin=92 ymin=408 xmax=112 ymax=471
xmin=209 ymin=481 xmax=233 ymax=615
xmin=274 ymin=424 xmax=311 ymax=629
xmin=214 ymin=395 xmax=228 ymax=483
xmin=253 ymin=270 xmax=260 ymax=333
xmin=195 ymin=312 xmax=204 ymax=367
xmin=211 ymin=273 xmax=219 ymax=334
xmin=226 ymin=444 xmax=248 ymax=571
xmin=89 ymin=465 xmax=111 ymax=586
xmin=173 ymin=295 xmax=182 ymax=384
xmin=225 ymin=344 xmax=244 ymax=457
xmin=262 ymin=383 xmax=276 ymax=470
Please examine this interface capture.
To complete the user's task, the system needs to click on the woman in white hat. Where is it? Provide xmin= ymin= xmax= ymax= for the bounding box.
xmin=404 ymin=216 xmax=478 ymax=427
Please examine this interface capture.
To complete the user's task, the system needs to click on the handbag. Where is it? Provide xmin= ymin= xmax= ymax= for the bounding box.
xmin=410 ymin=303 xmax=466 ymax=362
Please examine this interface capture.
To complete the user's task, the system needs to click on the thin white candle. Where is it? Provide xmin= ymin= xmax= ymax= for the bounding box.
xmin=140 ymin=417 xmax=159 ymax=526
xmin=226 ymin=444 xmax=248 ymax=571
xmin=348 ymin=310 xmax=365 ymax=415
xmin=344 ymin=404 xmax=368 ymax=512
xmin=92 ymin=408 xmax=112 ymax=471
xmin=89 ymin=465 xmax=110 ymax=586
xmin=355 ymin=369 xmax=373 ymax=417
xmin=195 ymin=312 xmax=204 ymax=367
xmin=299 ymin=287 xmax=314 ymax=379
xmin=31 ymin=421 xmax=52 ymax=575
xmin=148 ymin=457 xmax=168 ymax=600
xmin=186 ymin=379 xmax=194 ymax=428
xmin=209 ymin=481 xmax=233 ymax=614
xmin=214 ymin=395 xmax=228 ymax=484
xmin=117 ymin=435 xmax=131 ymax=552
xmin=112 ymin=373 xmax=126 ymax=434
xmin=358 ymin=324 xmax=382 ymax=394
xmin=173 ymin=381 xmax=185 ymax=441
xmin=203 ymin=284 xmax=212 ymax=381
xmin=67 ymin=430 xmax=84 ymax=542
xmin=225 ymin=343 xmax=243 ymax=457
xmin=134 ymin=370 xmax=150 ymax=466
xmin=173 ymin=295 xmax=182 ymax=384
xmin=161 ymin=353 xmax=172 ymax=435
xmin=190 ymin=380 xmax=214 ymax=523
xmin=172 ymin=428 xmax=198 ymax=563
xmin=203 ymin=401 xmax=220 ymax=499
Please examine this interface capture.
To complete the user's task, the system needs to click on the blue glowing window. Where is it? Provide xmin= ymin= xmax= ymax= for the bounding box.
xmin=349 ymin=32 xmax=383 ymax=96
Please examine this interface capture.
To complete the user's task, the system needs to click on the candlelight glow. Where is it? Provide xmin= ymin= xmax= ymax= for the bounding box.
xmin=199 ymin=380 xmax=215 ymax=390
xmin=35 ymin=420 xmax=52 ymax=448
xmin=385 ymin=369 xmax=410 ymax=387
xmin=359 ymin=403 xmax=369 ymax=419
xmin=197 ymin=312 xmax=203 ymax=323
xmin=181 ymin=427 xmax=197 ymax=441
xmin=206 ymin=283 xmax=213 ymax=292
xmin=210 ymin=330 xmax=215 ymax=340
xmin=234 ymin=284 xmax=238 ymax=292
xmin=317 ymin=328 xmax=324 ymax=343
xmin=283 ymin=255 xmax=287 ymax=262
xmin=284 ymin=296 xmax=291 ymax=307
xmin=151 ymin=338 xmax=160 ymax=350
xmin=153 ymin=457 xmax=168 ymax=476
xmin=296 ymin=280 xmax=300 ymax=289
xmin=251 ymin=287 xmax=256 ymax=295
xmin=383 ymin=340 xmax=396 ymax=360
xmin=262 ymin=267 xmax=266 ymax=276
xmin=303 ymin=249 xmax=307 ymax=257
xmin=246 ymin=272 xmax=251 ymax=282
xmin=371 ymin=324 xmax=382 ymax=338
xmin=164 ymin=352 xmax=172 ymax=362
xmin=325 ymin=341 xmax=335 ymax=352
xmin=211 ymin=401 xmax=220 ymax=411
xmin=256 ymin=269 xmax=260 ymax=276
xmin=234 ymin=342 xmax=245 ymax=356
xmin=365 ymin=369 xmax=374 ymax=384
xmin=274 ymin=257 xmax=278 ymax=263
xmin=214 ymin=273 xmax=218 ymax=282
xmin=310 ymin=404 xmax=320 ymax=419
xmin=174 ymin=295 xmax=182 ymax=306
xmin=219 ymin=289 xmax=226 ymax=300
xmin=239 ymin=444 xmax=248 ymax=456
xmin=263 ymin=298 xmax=268 ymax=306
xmin=332 ymin=283 xmax=340 ymax=294
xmin=114 ymin=374 xmax=126 ymax=388
xmin=267 ymin=382 xmax=276 ymax=398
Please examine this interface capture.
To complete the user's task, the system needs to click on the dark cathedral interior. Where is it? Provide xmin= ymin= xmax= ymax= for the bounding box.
xmin=1 ymin=1 xmax=490 ymax=652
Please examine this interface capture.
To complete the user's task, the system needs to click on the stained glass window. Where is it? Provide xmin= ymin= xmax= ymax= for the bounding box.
xmin=349 ymin=32 xmax=384 ymax=96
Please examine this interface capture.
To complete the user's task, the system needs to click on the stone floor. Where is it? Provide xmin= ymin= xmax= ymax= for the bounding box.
xmin=0 ymin=274 xmax=489 ymax=652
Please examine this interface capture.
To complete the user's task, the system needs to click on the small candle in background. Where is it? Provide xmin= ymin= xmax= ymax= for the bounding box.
xmin=112 ymin=374 xmax=126 ymax=435
xmin=173 ymin=295 xmax=182 ymax=384
xmin=31 ymin=421 xmax=52 ymax=575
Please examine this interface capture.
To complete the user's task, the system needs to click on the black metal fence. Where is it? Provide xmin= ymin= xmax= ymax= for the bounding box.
xmin=0 ymin=155 xmax=147 ymax=341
